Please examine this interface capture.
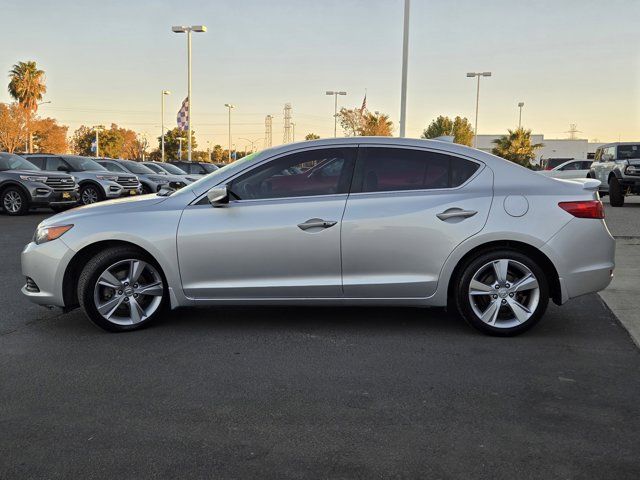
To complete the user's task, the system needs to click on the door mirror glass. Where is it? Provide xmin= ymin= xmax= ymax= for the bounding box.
xmin=207 ymin=185 xmax=229 ymax=206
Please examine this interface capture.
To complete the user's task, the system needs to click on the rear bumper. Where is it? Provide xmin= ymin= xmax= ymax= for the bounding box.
xmin=541 ymin=218 xmax=615 ymax=303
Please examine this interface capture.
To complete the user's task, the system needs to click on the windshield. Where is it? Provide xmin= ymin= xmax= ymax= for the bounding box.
xmin=143 ymin=163 xmax=166 ymax=174
xmin=0 ymin=153 xmax=41 ymax=171
xmin=201 ymin=163 xmax=219 ymax=173
xmin=157 ymin=163 xmax=187 ymax=175
xmin=618 ymin=145 xmax=640 ymax=160
xmin=120 ymin=160 xmax=155 ymax=174
xmin=65 ymin=156 xmax=107 ymax=171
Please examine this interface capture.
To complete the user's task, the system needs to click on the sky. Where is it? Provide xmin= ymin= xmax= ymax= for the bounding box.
xmin=1 ymin=0 xmax=638 ymax=151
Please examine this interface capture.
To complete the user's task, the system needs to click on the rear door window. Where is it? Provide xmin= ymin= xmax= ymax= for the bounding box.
xmin=355 ymin=147 xmax=479 ymax=193
xmin=45 ymin=157 xmax=68 ymax=172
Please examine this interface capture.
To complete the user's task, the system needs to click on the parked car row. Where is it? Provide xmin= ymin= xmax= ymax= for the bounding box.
xmin=538 ymin=142 xmax=640 ymax=207
xmin=0 ymin=152 xmax=215 ymax=215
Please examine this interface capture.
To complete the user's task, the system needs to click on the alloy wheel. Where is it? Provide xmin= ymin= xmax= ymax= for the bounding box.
xmin=3 ymin=191 xmax=22 ymax=213
xmin=93 ymin=259 xmax=164 ymax=325
xmin=468 ymin=258 xmax=540 ymax=329
xmin=81 ymin=187 xmax=99 ymax=204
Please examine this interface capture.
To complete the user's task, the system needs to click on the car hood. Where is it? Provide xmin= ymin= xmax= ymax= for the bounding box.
xmin=6 ymin=169 xmax=72 ymax=178
xmin=40 ymin=194 xmax=167 ymax=227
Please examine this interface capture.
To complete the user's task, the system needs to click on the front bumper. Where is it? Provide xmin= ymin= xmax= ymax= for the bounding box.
xmin=32 ymin=190 xmax=79 ymax=207
xmin=541 ymin=217 xmax=615 ymax=303
xmin=118 ymin=186 xmax=143 ymax=197
xmin=21 ymin=238 xmax=75 ymax=308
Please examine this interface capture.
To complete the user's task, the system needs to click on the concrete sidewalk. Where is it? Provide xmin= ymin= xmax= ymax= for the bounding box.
xmin=599 ymin=238 xmax=640 ymax=347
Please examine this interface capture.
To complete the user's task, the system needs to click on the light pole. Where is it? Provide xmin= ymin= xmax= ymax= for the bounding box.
xmin=325 ymin=91 xmax=347 ymax=137
xmin=225 ymin=103 xmax=235 ymax=162
xmin=399 ymin=0 xmax=410 ymax=137
xmin=238 ymin=137 xmax=262 ymax=153
xmin=172 ymin=25 xmax=207 ymax=161
xmin=518 ymin=102 xmax=525 ymax=129
xmin=93 ymin=126 xmax=103 ymax=158
xmin=161 ymin=90 xmax=171 ymax=161
xmin=291 ymin=122 xmax=296 ymax=142
xmin=466 ymin=71 xmax=492 ymax=148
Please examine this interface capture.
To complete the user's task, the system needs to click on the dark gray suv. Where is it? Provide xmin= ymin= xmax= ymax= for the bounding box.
xmin=0 ymin=152 xmax=79 ymax=215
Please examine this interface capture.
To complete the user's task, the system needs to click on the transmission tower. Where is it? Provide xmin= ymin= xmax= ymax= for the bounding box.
xmin=283 ymin=103 xmax=292 ymax=143
xmin=566 ymin=123 xmax=581 ymax=140
xmin=265 ymin=115 xmax=273 ymax=147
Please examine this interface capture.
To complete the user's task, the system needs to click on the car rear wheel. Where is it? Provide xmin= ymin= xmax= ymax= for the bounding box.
xmin=78 ymin=246 xmax=167 ymax=332
xmin=79 ymin=184 xmax=104 ymax=205
xmin=1 ymin=187 xmax=29 ymax=216
xmin=455 ymin=250 xmax=549 ymax=336
xmin=608 ymin=176 xmax=624 ymax=207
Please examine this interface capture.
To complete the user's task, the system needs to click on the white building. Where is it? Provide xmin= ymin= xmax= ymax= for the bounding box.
xmin=475 ymin=135 xmax=604 ymax=165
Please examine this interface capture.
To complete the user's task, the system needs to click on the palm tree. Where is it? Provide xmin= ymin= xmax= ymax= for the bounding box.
xmin=491 ymin=128 xmax=543 ymax=168
xmin=8 ymin=61 xmax=47 ymax=152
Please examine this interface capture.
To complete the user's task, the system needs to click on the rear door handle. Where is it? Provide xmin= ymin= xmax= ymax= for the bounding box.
xmin=297 ymin=218 xmax=338 ymax=231
xmin=436 ymin=209 xmax=478 ymax=221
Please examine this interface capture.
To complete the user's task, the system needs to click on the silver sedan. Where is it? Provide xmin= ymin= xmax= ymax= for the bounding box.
xmin=21 ymin=138 xmax=615 ymax=335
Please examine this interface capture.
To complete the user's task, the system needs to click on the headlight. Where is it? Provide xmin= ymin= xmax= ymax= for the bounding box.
xmin=625 ymin=165 xmax=640 ymax=175
xmin=96 ymin=175 xmax=119 ymax=181
xmin=34 ymin=225 xmax=74 ymax=245
xmin=20 ymin=175 xmax=48 ymax=183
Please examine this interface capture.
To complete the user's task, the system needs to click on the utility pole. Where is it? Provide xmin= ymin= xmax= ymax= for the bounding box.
xmin=291 ymin=122 xmax=296 ymax=142
xmin=283 ymin=103 xmax=292 ymax=143
xmin=265 ymin=115 xmax=273 ymax=147
xmin=399 ymin=0 xmax=410 ymax=137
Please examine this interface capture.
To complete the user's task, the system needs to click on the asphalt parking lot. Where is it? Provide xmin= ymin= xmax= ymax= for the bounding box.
xmin=1 ymin=204 xmax=639 ymax=478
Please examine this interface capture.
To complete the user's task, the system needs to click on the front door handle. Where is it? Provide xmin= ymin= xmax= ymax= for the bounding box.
xmin=297 ymin=218 xmax=337 ymax=231
xmin=436 ymin=209 xmax=478 ymax=221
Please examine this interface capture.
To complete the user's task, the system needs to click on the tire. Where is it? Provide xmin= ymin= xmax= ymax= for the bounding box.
xmin=1 ymin=186 xmax=29 ymax=216
xmin=78 ymin=246 xmax=167 ymax=332
xmin=608 ymin=176 xmax=624 ymax=207
xmin=79 ymin=184 xmax=104 ymax=205
xmin=141 ymin=184 xmax=153 ymax=195
xmin=455 ymin=249 xmax=549 ymax=336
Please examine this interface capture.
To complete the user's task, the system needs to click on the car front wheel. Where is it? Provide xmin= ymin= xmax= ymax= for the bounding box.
xmin=1 ymin=187 xmax=29 ymax=215
xmin=455 ymin=250 xmax=549 ymax=336
xmin=79 ymin=184 xmax=104 ymax=205
xmin=78 ymin=246 xmax=167 ymax=332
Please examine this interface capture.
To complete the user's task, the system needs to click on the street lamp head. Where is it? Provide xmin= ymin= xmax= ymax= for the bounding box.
xmin=192 ymin=25 xmax=207 ymax=32
xmin=518 ymin=102 xmax=525 ymax=107
xmin=225 ymin=103 xmax=235 ymax=109
xmin=466 ymin=72 xmax=476 ymax=77
xmin=326 ymin=91 xmax=334 ymax=95
xmin=172 ymin=26 xmax=188 ymax=33
xmin=162 ymin=90 xmax=171 ymax=95
xmin=338 ymin=91 xmax=347 ymax=96
xmin=482 ymin=72 xmax=492 ymax=77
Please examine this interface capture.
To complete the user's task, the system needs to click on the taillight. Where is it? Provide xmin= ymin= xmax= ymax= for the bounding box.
xmin=558 ymin=200 xmax=604 ymax=219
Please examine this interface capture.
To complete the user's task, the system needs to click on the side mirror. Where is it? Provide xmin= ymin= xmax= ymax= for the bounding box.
xmin=207 ymin=184 xmax=230 ymax=207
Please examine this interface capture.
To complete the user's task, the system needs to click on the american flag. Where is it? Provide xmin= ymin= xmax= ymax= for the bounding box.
xmin=360 ymin=93 xmax=367 ymax=112
xmin=177 ymin=97 xmax=189 ymax=131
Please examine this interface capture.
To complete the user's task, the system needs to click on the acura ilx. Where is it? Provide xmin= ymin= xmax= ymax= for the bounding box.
xmin=21 ymin=138 xmax=615 ymax=335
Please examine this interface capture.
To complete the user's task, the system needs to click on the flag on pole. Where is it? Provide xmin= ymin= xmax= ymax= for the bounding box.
xmin=177 ymin=97 xmax=189 ymax=131
xmin=90 ymin=139 xmax=97 ymax=153
xmin=360 ymin=92 xmax=367 ymax=112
